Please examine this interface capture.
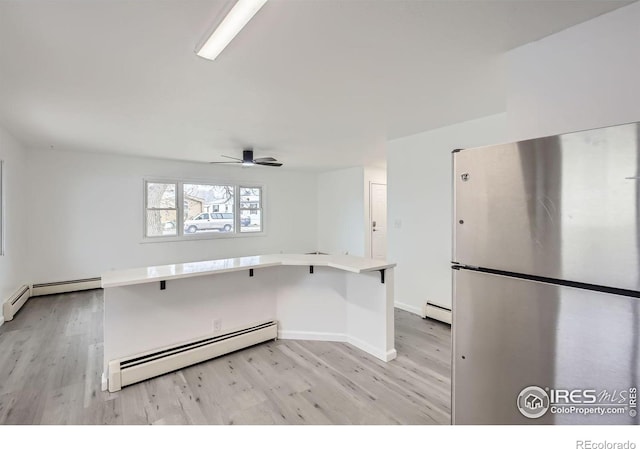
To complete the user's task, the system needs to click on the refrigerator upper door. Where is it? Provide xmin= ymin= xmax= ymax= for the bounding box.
xmin=453 ymin=122 xmax=640 ymax=291
xmin=453 ymin=268 xmax=640 ymax=425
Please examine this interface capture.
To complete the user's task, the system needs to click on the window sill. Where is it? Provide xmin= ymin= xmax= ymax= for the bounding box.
xmin=140 ymin=231 xmax=266 ymax=244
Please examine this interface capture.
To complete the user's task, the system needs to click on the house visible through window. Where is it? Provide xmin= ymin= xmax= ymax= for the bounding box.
xmin=183 ymin=184 xmax=234 ymax=234
xmin=240 ymin=187 xmax=262 ymax=233
xmin=144 ymin=180 xmax=263 ymax=239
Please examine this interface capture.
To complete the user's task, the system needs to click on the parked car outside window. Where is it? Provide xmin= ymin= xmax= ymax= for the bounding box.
xmin=184 ymin=212 xmax=233 ymax=233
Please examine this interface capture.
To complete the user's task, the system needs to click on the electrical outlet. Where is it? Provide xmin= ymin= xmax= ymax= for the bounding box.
xmin=213 ymin=319 xmax=222 ymax=332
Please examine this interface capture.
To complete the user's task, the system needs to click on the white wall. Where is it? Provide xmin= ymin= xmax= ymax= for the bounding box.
xmin=387 ymin=114 xmax=508 ymax=315
xmin=0 ymin=125 xmax=29 ymax=316
xmin=506 ymin=1 xmax=640 ymax=140
xmin=317 ymin=165 xmax=386 ymax=257
xmin=388 ymin=1 xmax=640 ymax=317
xmin=27 ymin=149 xmax=318 ymax=283
xmin=12 ymin=0 xmax=640 ymax=315
xmin=317 ymin=166 xmax=365 ymax=256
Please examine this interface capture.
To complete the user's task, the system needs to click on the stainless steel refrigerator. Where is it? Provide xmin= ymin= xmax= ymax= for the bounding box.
xmin=452 ymin=122 xmax=640 ymax=425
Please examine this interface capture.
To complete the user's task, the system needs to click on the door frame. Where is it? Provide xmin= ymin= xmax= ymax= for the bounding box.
xmin=369 ymin=182 xmax=387 ymax=259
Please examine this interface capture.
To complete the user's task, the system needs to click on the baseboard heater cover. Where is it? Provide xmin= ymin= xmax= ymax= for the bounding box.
xmin=107 ymin=321 xmax=278 ymax=392
xmin=3 ymin=285 xmax=30 ymax=321
xmin=425 ymin=302 xmax=452 ymax=325
xmin=31 ymin=277 xmax=102 ymax=296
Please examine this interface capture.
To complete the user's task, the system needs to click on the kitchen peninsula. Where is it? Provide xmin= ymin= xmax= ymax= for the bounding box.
xmin=101 ymin=254 xmax=396 ymax=392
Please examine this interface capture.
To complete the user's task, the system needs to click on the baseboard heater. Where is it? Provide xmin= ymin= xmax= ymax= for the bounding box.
xmin=31 ymin=277 xmax=102 ymax=297
xmin=107 ymin=321 xmax=278 ymax=392
xmin=3 ymin=285 xmax=30 ymax=321
xmin=425 ymin=302 xmax=452 ymax=325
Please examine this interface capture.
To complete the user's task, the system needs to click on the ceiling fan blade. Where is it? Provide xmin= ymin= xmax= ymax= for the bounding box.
xmin=221 ymin=154 xmax=243 ymax=161
xmin=255 ymin=161 xmax=283 ymax=167
xmin=253 ymin=157 xmax=277 ymax=162
xmin=210 ymin=161 xmax=241 ymax=164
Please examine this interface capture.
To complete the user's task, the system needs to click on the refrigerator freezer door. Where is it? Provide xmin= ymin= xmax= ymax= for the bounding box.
xmin=453 ymin=268 xmax=640 ymax=425
xmin=453 ymin=122 xmax=640 ymax=291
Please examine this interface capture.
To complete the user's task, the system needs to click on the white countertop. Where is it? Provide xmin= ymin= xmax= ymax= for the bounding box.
xmin=101 ymin=254 xmax=396 ymax=288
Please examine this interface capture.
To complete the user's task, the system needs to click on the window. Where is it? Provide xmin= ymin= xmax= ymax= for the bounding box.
xmin=240 ymin=187 xmax=262 ymax=233
xmin=145 ymin=182 xmax=178 ymax=237
xmin=144 ymin=180 xmax=263 ymax=240
xmin=184 ymin=183 xmax=234 ymax=234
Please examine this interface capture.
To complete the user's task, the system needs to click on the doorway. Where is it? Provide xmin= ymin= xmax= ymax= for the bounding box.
xmin=370 ymin=182 xmax=387 ymax=259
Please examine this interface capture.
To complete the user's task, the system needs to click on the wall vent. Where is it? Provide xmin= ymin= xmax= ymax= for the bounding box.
xmin=3 ymin=285 xmax=30 ymax=321
xmin=425 ymin=302 xmax=452 ymax=325
xmin=31 ymin=277 xmax=101 ymax=296
xmin=107 ymin=321 xmax=277 ymax=392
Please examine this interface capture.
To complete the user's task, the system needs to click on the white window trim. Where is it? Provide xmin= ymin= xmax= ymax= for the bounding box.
xmin=142 ymin=178 xmax=266 ymax=243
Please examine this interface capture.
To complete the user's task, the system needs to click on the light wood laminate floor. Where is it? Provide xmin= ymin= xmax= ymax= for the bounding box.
xmin=0 ymin=289 xmax=451 ymax=424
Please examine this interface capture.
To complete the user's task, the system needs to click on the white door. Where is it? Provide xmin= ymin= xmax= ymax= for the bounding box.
xmin=370 ymin=183 xmax=387 ymax=259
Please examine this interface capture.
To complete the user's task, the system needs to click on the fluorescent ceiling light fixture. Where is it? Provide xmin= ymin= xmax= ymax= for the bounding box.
xmin=196 ymin=0 xmax=268 ymax=61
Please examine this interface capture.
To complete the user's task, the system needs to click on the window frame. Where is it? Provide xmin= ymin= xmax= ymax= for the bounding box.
xmin=239 ymin=185 xmax=263 ymax=233
xmin=142 ymin=178 xmax=266 ymax=243
xmin=143 ymin=180 xmax=179 ymax=239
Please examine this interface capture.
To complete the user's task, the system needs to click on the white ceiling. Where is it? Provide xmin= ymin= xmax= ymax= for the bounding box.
xmin=0 ymin=0 xmax=632 ymax=171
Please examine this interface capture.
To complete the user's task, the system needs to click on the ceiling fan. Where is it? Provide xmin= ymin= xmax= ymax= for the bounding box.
xmin=210 ymin=148 xmax=283 ymax=167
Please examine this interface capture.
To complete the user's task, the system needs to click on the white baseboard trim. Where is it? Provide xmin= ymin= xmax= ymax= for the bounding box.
xmin=278 ymin=330 xmax=346 ymax=342
xmin=386 ymin=348 xmax=397 ymax=361
xmin=278 ymin=330 xmax=396 ymax=362
xmin=347 ymin=335 xmax=397 ymax=362
xmin=0 ymin=317 xmax=4 ymax=328
xmin=394 ymin=301 xmax=426 ymax=317
xmin=31 ymin=277 xmax=101 ymax=297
